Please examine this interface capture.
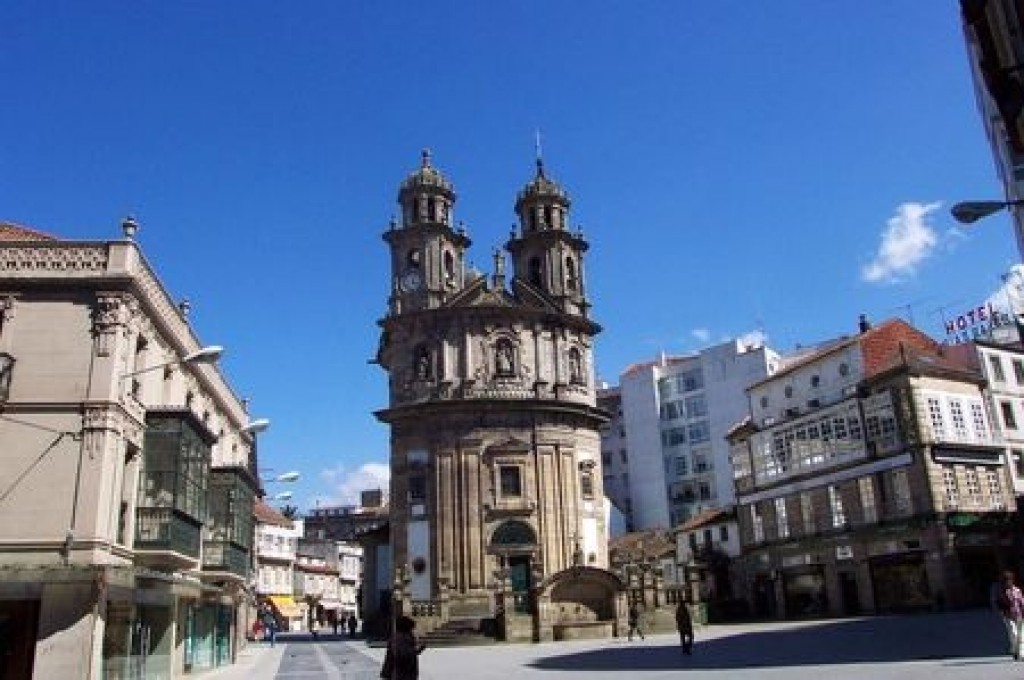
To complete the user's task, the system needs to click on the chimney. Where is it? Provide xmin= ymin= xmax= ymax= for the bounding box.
xmin=858 ymin=314 xmax=871 ymax=333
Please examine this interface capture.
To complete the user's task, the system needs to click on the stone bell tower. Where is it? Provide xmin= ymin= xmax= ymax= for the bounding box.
xmin=375 ymin=151 xmax=608 ymax=637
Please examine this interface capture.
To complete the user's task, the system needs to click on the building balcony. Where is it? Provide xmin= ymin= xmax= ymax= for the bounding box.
xmin=135 ymin=507 xmax=202 ymax=569
xmin=202 ymin=539 xmax=250 ymax=581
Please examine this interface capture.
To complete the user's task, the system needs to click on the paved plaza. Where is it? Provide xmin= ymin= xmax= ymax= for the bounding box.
xmin=204 ymin=608 xmax=1024 ymax=679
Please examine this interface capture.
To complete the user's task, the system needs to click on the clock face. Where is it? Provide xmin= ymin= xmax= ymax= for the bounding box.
xmin=400 ymin=269 xmax=422 ymax=292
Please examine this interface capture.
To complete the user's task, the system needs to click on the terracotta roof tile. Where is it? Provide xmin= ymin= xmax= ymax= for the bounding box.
xmin=254 ymin=500 xmax=294 ymax=528
xmin=0 ymin=222 xmax=58 ymax=242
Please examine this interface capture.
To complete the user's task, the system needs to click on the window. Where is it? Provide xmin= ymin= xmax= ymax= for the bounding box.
xmin=775 ymin=497 xmax=789 ymax=538
xmin=408 ymin=474 xmax=426 ymax=502
xmin=601 ymin=451 xmax=611 ymax=465
xmin=688 ymin=533 xmax=698 ymax=551
xmin=663 ymin=427 xmax=686 ymax=447
xmin=760 ymin=395 xmax=769 ymax=408
xmin=751 ymin=504 xmax=765 ymax=543
xmin=678 ymin=368 xmax=704 ymax=392
xmin=692 ymin=451 xmax=711 ymax=473
xmin=838 ymin=362 xmax=850 ymax=377
xmin=1002 ymin=401 xmax=1018 ymax=430
xmin=1014 ymin=450 xmax=1024 ymax=479
xmin=499 ymin=466 xmax=522 ymax=497
xmin=949 ymin=400 xmax=968 ymax=440
xmin=810 ymin=375 xmax=820 ymax=388
xmin=943 ymin=467 xmax=958 ymax=510
xmin=697 ymin=481 xmax=712 ymax=500
xmin=928 ymin=397 xmax=945 ymax=440
xmin=990 ymin=355 xmax=1006 ymax=382
xmin=684 ymin=395 xmax=707 ymax=419
xmin=619 ymin=449 xmax=628 ymax=463
xmin=784 ymin=385 xmax=794 ymax=398
xmin=687 ymin=420 xmax=710 ymax=444
xmin=828 ymin=484 xmax=846 ymax=528
xmin=965 ymin=469 xmax=982 ymax=506
xmin=800 ymin=492 xmax=815 ymax=534
xmin=495 ymin=340 xmax=516 ymax=377
xmin=987 ymin=470 xmax=1005 ymax=510
xmin=858 ymin=477 xmax=878 ymax=524
xmin=703 ymin=528 xmax=713 ymax=546
xmin=580 ymin=471 xmax=595 ymax=499
xmin=719 ymin=525 xmax=729 ymax=542
xmin=528 ymin=257 xmax=543 ymax=286
xmin=970 ymin=402 xmax=989 ymax=441
xmin=567 ymin=347 xmax=584 ymax=384
xmin=1015 ymin=359 xmax=1024 ymax=385
xmin=674 ymin=456 xmax=688 ymax=476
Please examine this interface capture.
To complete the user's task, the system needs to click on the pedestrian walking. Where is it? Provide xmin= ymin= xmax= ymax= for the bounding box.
xmin=348 ymin=612 xmax=359 ymax=638
xmin=994 ymin=570 xmax=1024 ymax=660
xmin=380 ymin=615 xmax=426 ymax=680
xmin=627 ymin=602 xmax=645 ymax=641
xmin=261 ymin=605 xmax=279 ymax=648
xmin=675 ymin=601 xmax=694 ymax=654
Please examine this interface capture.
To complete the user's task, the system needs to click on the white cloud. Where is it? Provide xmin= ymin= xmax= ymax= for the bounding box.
xmin=691 ymin=328 xmax=711 ymax=343
xmin=316 ymin=462 xmax=390 ymax=507
xmin=862 ymin=202 xmax=941 ymax=284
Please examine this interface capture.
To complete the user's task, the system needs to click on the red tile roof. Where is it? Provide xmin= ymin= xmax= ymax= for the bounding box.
xmin=254 ymin=500 xmax=294 ymax=528
xmin=677 ymin=508 xmax=735 ymax=533
xmin=0 ymin=222 xmax=58 ymax=242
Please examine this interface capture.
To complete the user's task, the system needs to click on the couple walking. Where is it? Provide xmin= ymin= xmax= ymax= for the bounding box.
xmin=626 ymin=601 xmax=694 ymax=654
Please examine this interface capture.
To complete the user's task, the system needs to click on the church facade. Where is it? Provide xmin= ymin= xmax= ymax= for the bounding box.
xmin=375 ymin=152 xmax=610 ymax=632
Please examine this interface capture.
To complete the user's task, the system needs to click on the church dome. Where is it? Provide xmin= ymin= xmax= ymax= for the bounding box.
xmin=399 ymin=149 xmax=455 ymax=199
xmin=515 ymin=159 xmax=570 ymax=211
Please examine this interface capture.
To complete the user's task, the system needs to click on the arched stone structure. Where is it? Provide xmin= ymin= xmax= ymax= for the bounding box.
xmin=533 ymin=566 xmax=626 ymax=641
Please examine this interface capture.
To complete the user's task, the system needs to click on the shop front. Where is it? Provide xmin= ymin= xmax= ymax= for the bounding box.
xmin=868 ymin=551 xmax=931 ymax=612
xmin=780 ymin=565 xmax=827 ymax=618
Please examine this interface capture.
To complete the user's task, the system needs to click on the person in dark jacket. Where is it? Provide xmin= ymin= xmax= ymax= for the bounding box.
xmin=380 ymin=615 xmax=426 ymax=680
xmin=675 ymin=601 xmax=694 ymax=654
xmin=627 ymin=603 xmax=645 ymax=641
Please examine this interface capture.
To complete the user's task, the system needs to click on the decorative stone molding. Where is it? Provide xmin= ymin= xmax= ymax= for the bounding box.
xmin=93 ymin=292 xmax=135 ymax=357
xmin=0 ymin=245 xmax=108 ymax=273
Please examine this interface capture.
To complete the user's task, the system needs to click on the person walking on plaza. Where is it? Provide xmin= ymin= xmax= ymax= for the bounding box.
xmin=675 ymin=601 xmax=694 ymax=654
xmin=994 ymin=571 xmax=1024 ymax=660
xmin=627 ymin=602 xmax=645 ymax=641
xmin=261 ymin=605 xmax=279 ymax=648
xmin=348 ymin=613 xmax=359 ymax=638
xmin=380 ymin=615 xmax=426 ymax=680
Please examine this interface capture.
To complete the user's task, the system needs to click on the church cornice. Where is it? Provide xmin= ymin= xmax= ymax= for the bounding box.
xmin=374 ymin=398 xmax=610 ymax=428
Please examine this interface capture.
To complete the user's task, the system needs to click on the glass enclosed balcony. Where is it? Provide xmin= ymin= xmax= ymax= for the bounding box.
xmin=202 ymin=466 xmax=258 ymax=581
xmin=135 ymin=409 xmax=215 ymax=569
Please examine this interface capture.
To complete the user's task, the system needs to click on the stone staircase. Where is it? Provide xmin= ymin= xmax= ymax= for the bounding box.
xmin=420 ymin=617 xmax=498 ymax=647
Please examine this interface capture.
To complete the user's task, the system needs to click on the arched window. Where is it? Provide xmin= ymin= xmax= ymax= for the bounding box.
xmin=427 ymin=196 xmax=436 ymax=222
xmin=568 ymin=347 xmax=584 ymax=385
xmin=443 ymin=251 xmax=455 ymax=283
xmin=565 ymin=256 xmax=578 ymax=291
xmin=491 ymin=520 xmax=537 ymax=546
xmin=528 ymin=257 xmax=543 ymax=287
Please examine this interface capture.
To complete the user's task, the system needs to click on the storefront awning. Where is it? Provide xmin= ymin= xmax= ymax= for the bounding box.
xmin=269 ymin=595 xmax=302 ymax=618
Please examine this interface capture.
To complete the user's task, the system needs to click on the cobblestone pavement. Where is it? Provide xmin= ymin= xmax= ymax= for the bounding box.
xmin=208 ymin=608 xmax=1024 ymax=680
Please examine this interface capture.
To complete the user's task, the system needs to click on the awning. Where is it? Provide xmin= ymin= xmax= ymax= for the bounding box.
xmin=269 ymin=596 xmax=302 ymax=618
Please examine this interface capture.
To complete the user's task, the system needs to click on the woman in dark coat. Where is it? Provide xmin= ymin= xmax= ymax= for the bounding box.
xmin=380 ymin=615 xmax=426 ymax=680
xmin=675 ymin=601 xmax=694 ymax=654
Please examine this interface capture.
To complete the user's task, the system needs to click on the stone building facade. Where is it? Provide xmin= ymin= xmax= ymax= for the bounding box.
xmin=0 ymin=220 xmax=264 ymax=679
xmin=729 ymin=318 xmax=1016 ymax=619
xmin=374 ymin=152 xmax=613 ymax=640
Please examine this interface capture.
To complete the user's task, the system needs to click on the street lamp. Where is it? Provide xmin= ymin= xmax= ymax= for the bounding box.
xmin=950 ymin=199 xmax=1024 ymax=225
xmin=120 ymin=344 xmax=224 ymax=380
xmin=241 ymin=418 xmax=271 ymax=435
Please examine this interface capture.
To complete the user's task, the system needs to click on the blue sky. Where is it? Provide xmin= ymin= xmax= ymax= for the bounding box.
xmin=1 ymin=2 xmax=1017 ymax=510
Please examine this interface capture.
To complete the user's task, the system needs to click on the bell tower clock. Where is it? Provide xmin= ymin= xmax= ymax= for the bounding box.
xmin=383 ymin=150 xmax=470 ymax=314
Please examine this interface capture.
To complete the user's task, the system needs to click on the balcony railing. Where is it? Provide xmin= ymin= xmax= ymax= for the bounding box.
xmin=135 ymin=507 xmax=201 ymax=558
xmin=202 ymin=540 xmax=250 ymax=578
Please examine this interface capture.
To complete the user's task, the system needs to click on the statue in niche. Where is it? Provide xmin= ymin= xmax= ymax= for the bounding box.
xmin=414 ymin=346 xmax=431 ymax=381
xmin=495 ymin=341 xmax=515 ymax=378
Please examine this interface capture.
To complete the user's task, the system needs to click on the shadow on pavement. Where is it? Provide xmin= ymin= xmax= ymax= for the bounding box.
xmin=530 ymin=609 xmax=1009 ymax=672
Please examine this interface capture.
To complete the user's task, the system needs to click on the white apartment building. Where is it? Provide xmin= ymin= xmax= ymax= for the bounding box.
xmin=606 ymin=338 xmax=780 ymax=530
xmin=965 ymin=340 xmax=1024 ymax=499
xmin=254 ymin=504 xmax=304 ymax=631
xmin=337 ymin=542 xmax=363 ymax=619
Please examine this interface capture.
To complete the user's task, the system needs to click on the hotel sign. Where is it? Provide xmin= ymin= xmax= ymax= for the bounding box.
xmin=943 ymin=302 xmax=1016 ymax=344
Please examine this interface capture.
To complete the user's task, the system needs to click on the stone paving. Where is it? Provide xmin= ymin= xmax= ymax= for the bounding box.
xmin=203 ymin=608 xmax=1024 ymax=679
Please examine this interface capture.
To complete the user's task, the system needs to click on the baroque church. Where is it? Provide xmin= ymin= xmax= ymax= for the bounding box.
xmin=374 ymin=151 xmax=615 ymax=639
